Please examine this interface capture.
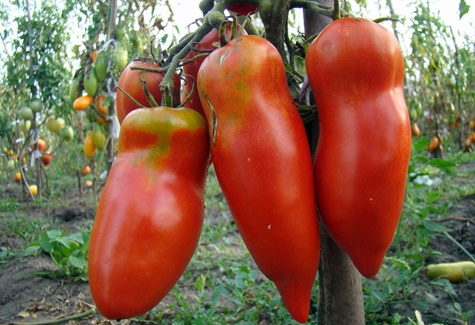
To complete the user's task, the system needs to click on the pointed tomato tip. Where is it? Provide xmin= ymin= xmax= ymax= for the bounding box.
xmin=349 ymin=251 xmax=385 ymax=278
xmin=275 ymin=280 xmax=312 ymax=323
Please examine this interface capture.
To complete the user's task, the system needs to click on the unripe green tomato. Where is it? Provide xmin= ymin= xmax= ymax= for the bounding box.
xmin=114 ymin=44 xmax=128 ymax=71
xmin=30 ymin=98 xmax=43 ymax=113
xmin=20 ymin=107 xmax=34 ymax=120
xmin=59 ymin=125 xmax=75 ymax=141
xmin=115 ymin=25 xmax=127 ymax=42
xmin=92 ymin=123 xmax=106 ymax=151
xmin=69 ymin=78 xmax=81 ymax=102
xmin=94 ymin=52 xmax=108 ymax=82
xmin=19 ymin=119 xmax=31 ymax=133
xmin=84 ymin=70 xmax=99 ymax=96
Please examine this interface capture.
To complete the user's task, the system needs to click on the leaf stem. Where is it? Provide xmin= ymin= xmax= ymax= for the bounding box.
xmin=443 ymin=231 xmax=475 ymax=263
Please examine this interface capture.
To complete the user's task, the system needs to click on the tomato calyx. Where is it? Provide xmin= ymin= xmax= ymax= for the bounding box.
xmin=126 ymin=59 xmax=179 ymax=106
xmin=218 ymin=17 xmax=239 ymax=47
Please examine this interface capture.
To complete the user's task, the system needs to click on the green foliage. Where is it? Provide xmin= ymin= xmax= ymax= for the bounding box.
xmin=362 ymin=139 xmax=475 ymax=324
xmin=459 ymin=0 xmax=471 ymax=19
xmin=405 ymin=1 xmax=475 ymax=153
xmin=4 ymin=1 xmax=72 ymax=114
xmin=26 ymin=229 xmax=90 ymax=281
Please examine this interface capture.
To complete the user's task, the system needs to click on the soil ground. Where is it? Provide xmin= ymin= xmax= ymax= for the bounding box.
xmin=0 ymin=162 xmax=474 ymax=325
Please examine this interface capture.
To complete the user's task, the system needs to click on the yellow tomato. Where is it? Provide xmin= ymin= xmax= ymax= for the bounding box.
xmin=84 ymin=131 xmax=97 ymax=158
xmin=29 ymin=185 xmax=38 ymax=196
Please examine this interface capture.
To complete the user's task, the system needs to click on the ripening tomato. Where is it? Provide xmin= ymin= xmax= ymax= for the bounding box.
xmin=73 ymin=95 xmax=93 ymax=111
xmin=306 ymin=17 xmax=412 ymax=278
xmin=88 ymin=106 xmax=210 ymax=320
xmin=116 ymin=60 xmax=181 ymax=124
xmin=96 ymin=94 xmax=109 ymax=115
xmin=198 ymin=35 xmax=319 ymax=323
xmin=83 ymin=131 xmax=96 ymax=158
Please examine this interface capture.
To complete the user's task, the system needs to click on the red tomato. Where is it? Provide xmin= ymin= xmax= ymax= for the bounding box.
xmin=306 ymin=17 xmax=412 ymax=278
xmin=116 ymin=60 xmax=181 ymax=124
xmin=198 ymin=35 xmax=319 ymax=323
xmin=88 ymin=107 xmax=210 ymax=319
xmin=40 ymin=154 xmax=52 ymax=166
xmin=227 ymin=3 xmax=258 ymax=15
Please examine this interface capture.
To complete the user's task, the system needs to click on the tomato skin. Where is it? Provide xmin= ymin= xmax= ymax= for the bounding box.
xmin=73 ymin=95 xmax=93 ymax=111
xmin=116 ymin=60 xmax=181 ymax=124
xmin=88 ymin=107 xmax=210 ymax=320
xmin=83 ymin=130 xmax=96 ymax=158
xmin=198 ymin=35 xmax=319 ymax=323
xmin=181 ymin=23 xmax=245 ymax=119
xmin=227 ymin=3 xmax=258 ymax=15
xmin=306 ymin=17 xmax=412 ymax=278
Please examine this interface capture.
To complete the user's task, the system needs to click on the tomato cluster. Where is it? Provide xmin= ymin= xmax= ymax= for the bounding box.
xmin=88 ymin=16 xmax=411 ymax=323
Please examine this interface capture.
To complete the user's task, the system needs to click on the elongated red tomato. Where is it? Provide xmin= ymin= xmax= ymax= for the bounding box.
xmin=306 ymin=17 xmax=412 ymax=278
xmin=88 ymin=107 xmax=209 ymax=319
xmin=198 ymin=35 xmax=319 ymax=323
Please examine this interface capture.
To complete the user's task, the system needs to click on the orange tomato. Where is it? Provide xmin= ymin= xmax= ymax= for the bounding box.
xmin=73 ymin=95 xmax=94 ymax=111
xmin=427 ymin=136 xmax=439 ymax=152
xmin=411 ymin=123 xmax=420 ymax=137
xmin=31 ymin=138 xmax=47 ymax=152
xmin=97 ymin=115 xmax=108 ymax=124
xmin=96 ymin=94 xmax=109 ymax=115
xmin=82 ymin=165 xmax=91 ymax=176
xmin=91 ymin=51 xmax=99 ymax=63
xmin=84 ymin=131 xmax=97 ymax=158
xmin=14 ymin=172 xmax=21 ymax=183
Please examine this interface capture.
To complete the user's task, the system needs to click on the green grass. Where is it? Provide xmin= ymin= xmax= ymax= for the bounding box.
xmin=362 ymin=143 xmax=475 ymax=324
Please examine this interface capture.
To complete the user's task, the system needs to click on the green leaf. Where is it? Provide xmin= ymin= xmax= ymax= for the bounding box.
xmin=46 ymin=229 xmax=63 ymax=240
xmin=69 ymin=232 xmax=84 ymax=245
xmin=413 ymin=136 xmax=428 ymax=151
xmin=459 ymin=0 xmax=470 ymax=19
xmin=54 ymin=236 xmax=71 ymax=249
xmin=68 ymin=253 xmax=87 ymax=270
xmin=388 ymin=257 xmax=411 ymax=271
xmin=24 ymin=244 xmax=41 ymax=255
xmin=40 ymin=234 xmax=55 ymax=252
xmin=423 ymin=220 xmax=449 ymax=233
xmin=211 ymin=283 xmax=225 ymax=304
xmin=426 ymin=190 xmax=440 ymax=203
xmin=428 ymin=158 xmax=456 ymax=169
